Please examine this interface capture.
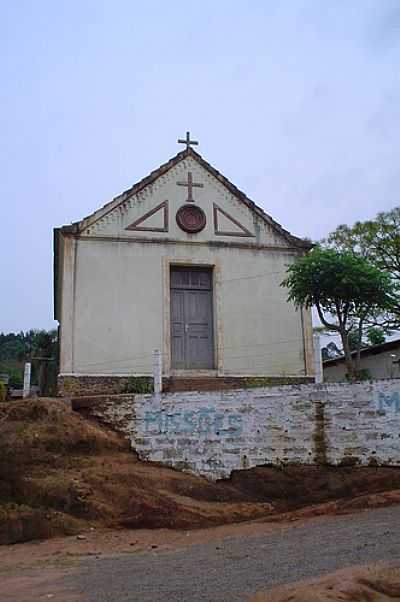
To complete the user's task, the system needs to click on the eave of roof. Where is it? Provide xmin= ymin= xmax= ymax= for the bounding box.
xmin=53 ymin=228 xmax=61 ymax=321
xmin=323 ymin=338 xmax=400 ymax=366
xmin=59 ymin=147 xmax=312 ymax=249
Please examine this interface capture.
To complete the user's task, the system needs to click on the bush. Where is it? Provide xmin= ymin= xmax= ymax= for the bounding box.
xmin=0 ymin=381 xmax=6 ymax=402
xmin=7 ymin=368 xmax=23 ymax=388
xmin=122 ymin=377 xmax=153 ymax=394
xmin=346 ymin=369 xmax=372 ymax=382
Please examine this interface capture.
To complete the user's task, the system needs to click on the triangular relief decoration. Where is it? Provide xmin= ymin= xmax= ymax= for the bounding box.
xmin=125 ymin=200 xmax=169 ymax=233
xmin=213 ymin=203 xmax=254 ymax=237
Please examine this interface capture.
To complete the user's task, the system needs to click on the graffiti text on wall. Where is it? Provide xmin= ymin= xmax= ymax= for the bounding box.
xmin=144 ymin=407 xmax=242 ymax=436
xmin=377 ymin=391 xmax=400 ymax=413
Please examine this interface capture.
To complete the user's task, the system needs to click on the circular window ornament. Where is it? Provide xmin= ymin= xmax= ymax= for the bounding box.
xmin=176 ymin=204 xmax=206 ymax=233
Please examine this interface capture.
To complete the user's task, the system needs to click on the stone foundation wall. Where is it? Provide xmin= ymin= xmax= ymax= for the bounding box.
xmin=71 ymin=394 xmax=137 ymax=436
xmin=58 ymin=375 xmax=153 ymax=397
xmin=75 ymin=380 xmax=400 ymax=480
xmin=163 ymin=375 xmax=314 ymax=392
xmin=59 ymin=374 xmax=313 ymax=396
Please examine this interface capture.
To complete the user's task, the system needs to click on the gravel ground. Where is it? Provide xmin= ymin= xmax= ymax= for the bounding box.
xmin=65 ymin=505 xmax=400 ymax=602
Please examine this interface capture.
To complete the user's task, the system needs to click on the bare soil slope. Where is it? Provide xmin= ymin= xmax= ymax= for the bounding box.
xmin=250 ymin=564 xmax=400 ymax=601
xmin=1 ymin=398 xmax=400 ymax=545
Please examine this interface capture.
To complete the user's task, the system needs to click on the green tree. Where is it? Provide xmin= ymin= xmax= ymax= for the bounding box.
xmin=281 ymin=247 xmax=396 ymax=379
xmin=347 ymin=330 xmax=365 ymax=351
xmin=324 ymin=207 xmax=400 ymax=327
xmin=366 ymin=327 xmax=386 ymax=346
xmin=31 ymin=329 xmax=58 ymax=396
xmin=0 ymin=329 xmax=59 ymax=395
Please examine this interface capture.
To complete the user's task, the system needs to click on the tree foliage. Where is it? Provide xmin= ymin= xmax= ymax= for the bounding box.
xmin=324 ymin=206 xmax=400 ymax=326
xmin=0 ymin=329 xmax=58 ymax=394
xmin=347 ymin=330 xmax=367 ymax=351
xmin=282 ymin=247 xmax=396 ymax=379
xmin=366 ymin=327 xmax=386 ymax=346
xmin=347 ymin=327 xmax=386 ymax=351
xmin=0 ymin=330 xmax=57 ymax=362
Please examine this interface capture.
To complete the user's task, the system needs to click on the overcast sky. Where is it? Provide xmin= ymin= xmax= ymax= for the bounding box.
xmin=1 ymin=0 xmax=399 ymax=332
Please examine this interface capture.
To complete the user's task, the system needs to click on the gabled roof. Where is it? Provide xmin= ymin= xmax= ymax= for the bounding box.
xmin=59 ymin=147 xmax=312 ymax=249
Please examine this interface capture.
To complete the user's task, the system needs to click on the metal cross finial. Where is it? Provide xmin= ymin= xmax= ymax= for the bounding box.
xmin=178 ymin=131 xmax=198 ymax=150
xmin=177 ymin=171 xmax=203 ymax=202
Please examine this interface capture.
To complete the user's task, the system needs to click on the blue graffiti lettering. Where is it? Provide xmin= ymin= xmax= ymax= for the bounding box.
xmin=228 ymin=414 xmax=242 ymax=436
xmin=144 ymin=411 xmax=161 ymax=433
xmin=182 ymin=411 xmax=197 ymax=433
xmin=378 ymin=392 xmax=400 ymax=413
xmin=165 ymin=412 xmax=182 ymax=433
xmin=198 ymin=407 xmax=215 ymax=434
xmin=213 ymin=413 xmax=224 ymax=435
xmin=144 ymin=406 xmax=243 ymax=437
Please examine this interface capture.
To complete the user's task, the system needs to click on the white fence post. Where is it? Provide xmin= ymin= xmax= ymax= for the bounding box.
xmin=153 ymin=349 xmax=162 ymax=398
xmin=313 ymin=334 xmax=323 ymax=384
xmin=23 ymin=362 xmax=31 ymax=398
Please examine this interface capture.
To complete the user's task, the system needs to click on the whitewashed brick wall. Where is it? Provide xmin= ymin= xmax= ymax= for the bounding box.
xmin=89 ymin=380 xmax=400 ymax=480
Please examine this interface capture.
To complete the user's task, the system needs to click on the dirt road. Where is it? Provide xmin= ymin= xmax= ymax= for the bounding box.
xmin=1 ymin=505 xmax=400 ymax=601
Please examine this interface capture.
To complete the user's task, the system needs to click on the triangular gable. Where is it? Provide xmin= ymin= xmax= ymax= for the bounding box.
xmin=59 ymin=148 xmax=311 ymax=250
xmin=213 ymin=203 xmax=254 ymax=238
xmin=125 ymin=200 xmax=168 ymax=233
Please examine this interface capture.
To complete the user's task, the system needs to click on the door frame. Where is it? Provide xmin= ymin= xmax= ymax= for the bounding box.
xmin=162 ymin=257 xmax=223 ymax=377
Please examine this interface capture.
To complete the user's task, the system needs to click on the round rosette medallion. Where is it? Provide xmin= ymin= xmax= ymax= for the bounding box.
xmin=176 ymin=204 xmax=206 ymax=233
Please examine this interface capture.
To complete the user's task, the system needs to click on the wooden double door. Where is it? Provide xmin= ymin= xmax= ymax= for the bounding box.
xmin=170 ymin=267 xmax=214 ymax=370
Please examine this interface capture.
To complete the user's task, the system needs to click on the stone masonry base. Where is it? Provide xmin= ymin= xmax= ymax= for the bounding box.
xmin=58 ymin=374 xmax=314 ymax=397
xmin=58 ymin=375 xmax=153 ymax=397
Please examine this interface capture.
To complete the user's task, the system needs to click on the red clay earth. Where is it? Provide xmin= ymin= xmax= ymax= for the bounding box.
xmin=250 ymin=563 xmax=400 ymax=601
xmin=1 ymin=398 xmax=400 ymax=545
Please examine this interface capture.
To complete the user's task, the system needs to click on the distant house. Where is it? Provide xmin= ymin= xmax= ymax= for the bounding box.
xmin=0 ymin=373 xmax=9 ymax=386
xmin=323 ymin=339 xmax=400 ymax=382
xmin=9 ymin=385 xmax=40 ymax=399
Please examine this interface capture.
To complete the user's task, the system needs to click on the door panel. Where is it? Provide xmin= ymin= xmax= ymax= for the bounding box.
xmin=170 ymin=267 xmax=214 ymax=370
xmin=185 ymin=289 xmax=213 ymax=369
xmin=171 ymin=290 xmax=185 ymax=369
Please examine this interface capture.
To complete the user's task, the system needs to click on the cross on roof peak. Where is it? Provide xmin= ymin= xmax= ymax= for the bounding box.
xmin=178 ymin=131 xmax=198 ymax=150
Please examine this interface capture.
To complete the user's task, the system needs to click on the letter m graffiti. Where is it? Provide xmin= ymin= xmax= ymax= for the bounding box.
xmin=378 ymin=391 xmax=400 ymax=413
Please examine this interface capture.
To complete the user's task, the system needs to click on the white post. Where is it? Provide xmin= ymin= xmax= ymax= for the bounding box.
xmin=23 ymin=362 xmax=31 ymax=398
xmin=313 ymin=334 xmax=323 ymax=384
xmin=153 ymin=349 xmax=162 ymax=398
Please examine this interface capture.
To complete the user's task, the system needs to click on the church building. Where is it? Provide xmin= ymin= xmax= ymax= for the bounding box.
xmin=54 ymin=134 xmax=315 ymax=395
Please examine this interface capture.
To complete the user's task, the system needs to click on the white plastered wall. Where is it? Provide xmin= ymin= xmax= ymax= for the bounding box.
xmin=60 ymin=238 xmax=312 ymax=377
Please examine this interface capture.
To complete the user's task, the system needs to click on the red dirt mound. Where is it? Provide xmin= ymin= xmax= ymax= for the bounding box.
xmin=1 ymin=398 xmax=400 ymax=545
xmin=250 ymin=563 xmax=400 ymax=601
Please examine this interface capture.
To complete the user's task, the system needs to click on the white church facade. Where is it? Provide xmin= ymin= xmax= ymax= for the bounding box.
xmin=54 ymin=134 xmax=315 ymax=395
